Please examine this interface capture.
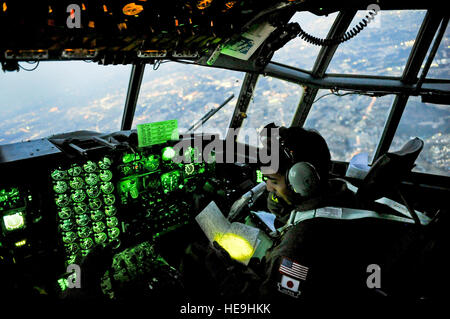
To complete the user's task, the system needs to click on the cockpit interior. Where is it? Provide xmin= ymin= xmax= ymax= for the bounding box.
xmin=0 ymin=0 xmax=448 ymax=311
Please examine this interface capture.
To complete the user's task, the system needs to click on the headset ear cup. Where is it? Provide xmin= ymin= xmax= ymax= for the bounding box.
xmin=287 ymin=162 xmax=321 ymax=198
xmin=285 ymin=164 xmax=293 ymax=192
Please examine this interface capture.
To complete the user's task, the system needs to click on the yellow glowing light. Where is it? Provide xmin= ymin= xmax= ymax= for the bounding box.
xmin=3 ymin=2 xmax=7 ymax=12
xmin=118 ymin=22 xmax=127 ymax=30
xmin=224 ymin=1 xmax=236 ymax=10
xmin=214 ymin=233 xmax=254 ymax=262
xmin=197 ymin=0 xmax=213 ymax=10
xmin=123 ymin=3 xmax=144 ymax=16
xmin=15 ymin=239 xmax=27 ymax=247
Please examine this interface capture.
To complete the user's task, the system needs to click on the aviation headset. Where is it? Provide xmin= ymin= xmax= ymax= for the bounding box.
xmin=266 ymin=123 xmax=322 ymax=198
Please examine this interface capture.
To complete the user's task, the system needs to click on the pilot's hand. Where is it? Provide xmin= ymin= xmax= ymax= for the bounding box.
xmin=205 ymin=241 xmax=260 ymax=298
xmin=212 ymin=241 xmax=232 ymax=261
xmin=205 ymin=241 xmax=239 ymax=276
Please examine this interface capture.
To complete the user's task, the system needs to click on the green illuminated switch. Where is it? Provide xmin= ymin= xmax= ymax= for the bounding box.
xmin=91 ymin=209 xmax=104 ymax=222
xmin=93 ymin=221 xmax=106 ymax=233
xmin=60 ymin=219 xmax=75 ymax=232
xmin=51 ymin=169 xmax=67 ymax=181
xmin=80 ymin=237 xmax=94 ymax=250
xmin=107 ymin=227 xmax=120 ymax=239
xmin=106 ymin=217 xmax=119 ymax=228
xmin=77 ymin=226 xmax=92 ymax=238
xmin=99 ymin=170 xmax=113 ymax=182
xmin=101 ymin=182 xmax=115 ymax=194
xmin=58 ymin=207 xmax=72 ymax=219
xmin=89 ymin=198 xmax=102 ymax=210
xmin=98 ymin=157 xmax=113 ymax=170
xmin=53 ymin=181 xmax=68 ymax=194
xmin=103 ymin=194 xmax=116 ymax=206
xmin=55 ymin=194 xmax=70 ymax=207
xmin=105 ymin=206 xmax=117 ymax=217
xmin=71 ymin=190 xmax=86 ymax=203
xmin=62 ymin=231 xmax=77 ymax=244
xmin=75 ymin=214 xmax=90 ymax=227
xmin=68 ymin=165 xmax=82 ymax=177
xmin=70 ymin=177 xmax=85 ymax=189
xmin=83 ymin=161 xmax=98 ymax=173
xmin=73 ymin=202 xmax=88 ymax=215
xmin=94 ymin=232 xmax=108 ymax=244
xmin=85 ymin=173 xmax=99 ymax=186
xmin=162 ymin=147 xmax=176 ymax=161
xmin=87 ymin=185 xmax=101 ymax=198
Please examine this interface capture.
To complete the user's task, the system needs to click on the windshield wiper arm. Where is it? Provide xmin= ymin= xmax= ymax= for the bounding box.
xmin=186 ymin=94 xmax=235 ymax=133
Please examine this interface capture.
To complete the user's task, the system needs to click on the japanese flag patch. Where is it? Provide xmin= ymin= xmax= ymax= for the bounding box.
xmin=277 ymin=257 xmax=309 ymax=298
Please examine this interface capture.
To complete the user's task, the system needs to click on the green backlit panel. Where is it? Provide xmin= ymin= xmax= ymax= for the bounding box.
xmin=256 ymin=169 xmax=263 ymax=183
xmin=50 ymin=156 xmax=121 ymax=266
xmin=116 ymin=145 xmax=213 ymax=203
xmin=1 ymin=187 xmax=28 ymax=236
xmin=100 ymin=241 xmax=180 ymax=299
xmin=3 ymin=211 xmax=25 ymax=231
xmin=0 ymin=187 xmax=22 ymax=210
xmin=137 ymin=119 xmax=179 ymax=147
xmin=113 ymin=144 xmax=215 ymax=238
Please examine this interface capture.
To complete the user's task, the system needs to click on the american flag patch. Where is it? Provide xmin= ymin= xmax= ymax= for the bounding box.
xmin=279 ymin=257 xmax=308 ymax=281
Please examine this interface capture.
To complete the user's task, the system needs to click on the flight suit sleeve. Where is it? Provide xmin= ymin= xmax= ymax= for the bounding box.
xmin=258 ymin=222 xmax=315 ymax=301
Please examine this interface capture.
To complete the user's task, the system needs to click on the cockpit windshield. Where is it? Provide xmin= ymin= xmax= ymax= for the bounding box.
xmin=0 ymin=61 xmax=131 ymax=144
xmin=0 ymin=8 xmax=448 ymax=176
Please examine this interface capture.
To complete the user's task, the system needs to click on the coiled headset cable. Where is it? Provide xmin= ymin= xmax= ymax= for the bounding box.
xmin=296 ymin=8 xmax=379 ymax=46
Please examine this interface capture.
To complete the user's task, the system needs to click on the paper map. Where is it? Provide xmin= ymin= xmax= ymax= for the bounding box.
xmin=195 ymin=201 xmax=260 ymax=265
xmin=221 ymin=22 xmax=276 ymax=60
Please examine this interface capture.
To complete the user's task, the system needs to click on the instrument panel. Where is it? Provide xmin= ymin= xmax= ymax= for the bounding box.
xmin=48 ymin=144 xmax=215 ymax=266
xmin=0 ymin=133 xmax=258 ymax=300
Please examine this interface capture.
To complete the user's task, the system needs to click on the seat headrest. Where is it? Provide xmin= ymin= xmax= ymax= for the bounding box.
xmin=356 ymin=138 xmax=424 ymax=201
xmin=390 ymin=137 xmax=424 ymax=158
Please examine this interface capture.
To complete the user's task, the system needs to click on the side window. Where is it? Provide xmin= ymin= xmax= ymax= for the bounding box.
xmin=271 ymin=11 xmax=338 ymax=71
xmin=237 ymin=76 xmax=304 ymax=146
xmin=426 ymin=24 xmax=450 ymax=80
xmin=304 ymin=90 xmax=395 ymax=162
xmin=328 ymin=10 xmax=427 ymax=77
xmin=390 ymin=96 xmax=449 ymax=176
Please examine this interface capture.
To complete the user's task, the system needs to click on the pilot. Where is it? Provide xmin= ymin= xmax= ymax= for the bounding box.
xmin=256 ymin=124 xmax=362 ymax=300
xmin=202 ymin=124 xmax=363 ymax=303
xmin=260 ymin=123 xmax=336 ymax=221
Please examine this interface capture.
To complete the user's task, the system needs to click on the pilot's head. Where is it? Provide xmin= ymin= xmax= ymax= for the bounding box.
xmin=260 ymin=124 xmax=331 ymax=205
